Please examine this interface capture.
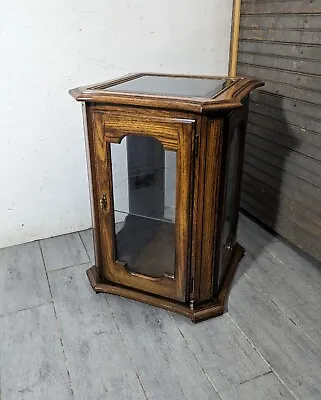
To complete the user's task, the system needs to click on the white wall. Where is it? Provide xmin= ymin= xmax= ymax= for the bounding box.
xmin=0 ymin=0 xmax=233 ymax=248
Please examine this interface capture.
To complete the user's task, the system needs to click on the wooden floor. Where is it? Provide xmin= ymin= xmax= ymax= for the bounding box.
xmin=1 ymin=214 xmax=321 ymax=400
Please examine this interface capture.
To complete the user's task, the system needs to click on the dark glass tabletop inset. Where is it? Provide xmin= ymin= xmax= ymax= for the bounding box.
xmin=102 ymin=75 xmax=235 ymax=99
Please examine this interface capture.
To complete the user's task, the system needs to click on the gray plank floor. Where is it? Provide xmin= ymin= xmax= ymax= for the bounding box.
xmin=0 ymin=214 xmax=320 ymax=400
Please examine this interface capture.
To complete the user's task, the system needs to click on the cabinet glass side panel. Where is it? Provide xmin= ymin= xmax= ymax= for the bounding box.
xmin=111 ymin=135 xmax=176 ymax=278
xmin=222 ymin=127 xmax=239 ymax=249
xmin=216 ymin=123 xmax=241 ymax=291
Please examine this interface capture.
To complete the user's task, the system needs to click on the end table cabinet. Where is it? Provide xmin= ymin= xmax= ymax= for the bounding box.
xmin=70 ymin=73 xmax=263 ymax=322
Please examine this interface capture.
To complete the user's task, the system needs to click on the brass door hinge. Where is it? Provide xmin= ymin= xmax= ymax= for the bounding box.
xmin=99 ymin=193 xmax=108 ymax=210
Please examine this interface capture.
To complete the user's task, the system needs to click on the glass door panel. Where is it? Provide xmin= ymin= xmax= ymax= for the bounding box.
xmin=111 ymin=135 xmax=176 ymax=278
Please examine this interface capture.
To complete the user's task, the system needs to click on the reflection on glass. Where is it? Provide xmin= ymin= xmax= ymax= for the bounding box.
xmin=111 ymin=135 xmax=176 ymax=278
xmin=104 ymin=76 xmax=235 ymax=99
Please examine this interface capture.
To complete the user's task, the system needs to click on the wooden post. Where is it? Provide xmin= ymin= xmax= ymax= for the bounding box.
xmin=229 ymin=0 xmax=242 ymax=77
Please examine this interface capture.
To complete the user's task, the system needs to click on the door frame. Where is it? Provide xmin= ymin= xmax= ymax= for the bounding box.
xmin=92 ymin=108 xmax=196 ymax=302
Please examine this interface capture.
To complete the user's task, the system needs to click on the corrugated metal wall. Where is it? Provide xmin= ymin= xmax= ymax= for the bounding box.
xmin=238 ymin=0 xmax=321 ymax=261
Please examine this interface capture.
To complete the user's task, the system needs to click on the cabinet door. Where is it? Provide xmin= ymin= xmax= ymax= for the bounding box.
xmin=93 ymin=110 xmax=195 ymax=302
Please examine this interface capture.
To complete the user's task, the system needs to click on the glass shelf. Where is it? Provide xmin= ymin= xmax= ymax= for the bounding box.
xmin=115 ymin=212 xmax=175 ymax=278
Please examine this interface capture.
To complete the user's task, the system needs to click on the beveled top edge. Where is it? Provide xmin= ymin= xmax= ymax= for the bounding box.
xmin=69 ymin=72 xmax=264 ymax=113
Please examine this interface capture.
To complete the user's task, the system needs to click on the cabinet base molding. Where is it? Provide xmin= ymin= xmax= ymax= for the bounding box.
xmin=87 ymin=243 xmax=245 ymax=323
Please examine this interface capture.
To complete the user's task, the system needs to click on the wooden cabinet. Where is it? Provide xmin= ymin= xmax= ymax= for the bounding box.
xmin=70 ymin=73 xmax=263 ymax=322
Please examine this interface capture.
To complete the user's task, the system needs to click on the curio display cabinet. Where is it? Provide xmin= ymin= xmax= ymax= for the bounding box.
xmin=70 ymin=73 xmax=263 ymax=322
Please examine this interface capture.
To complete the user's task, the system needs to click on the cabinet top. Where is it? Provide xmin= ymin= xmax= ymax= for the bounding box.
xmin=70 ymin=72 xmax=263 ymax=113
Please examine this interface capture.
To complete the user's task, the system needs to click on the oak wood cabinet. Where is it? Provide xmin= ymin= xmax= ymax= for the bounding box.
xmin=70 ymin=73 xmax=263 ymax=322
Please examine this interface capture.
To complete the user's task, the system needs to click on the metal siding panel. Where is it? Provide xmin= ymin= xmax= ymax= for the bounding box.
xmin=245 ymin=137 xmax=321 ymax=188
xmin=238 ymin=64 xmax=321 ymax=92
xmin=241 ymin=197 xmax=321 ymax=262
xmin=251 ymin=91 xmax=321 ymax=119
xmin=241 ymin=14 xmax=321 ymax=30
xmin=245 ymin=79 xmax=321 ymax=107
xmin=242 ymin=170 xmax=321 ymax=217
xmin=240 ymin=28 xmax=321 ymax=44
xmin=248 ymin=112 xmax=321 ymax=141
xmin=241 ymin=181 xmax=321 ymax=238
xmin=248 ymin=102 xmax=321 ymax=135
xmin=239 ymin=40 xmax=321 ymax=61
xmin=238 ymin=52 xmax=321 ymax=76
xmin=243 ymin=162 xmax=321 ymax=212
xmin=241 ymin=1 xmax=321 ymax=15
xmin=239 ymin=0 xmax=321 ymax=260
xmin=247 ymin=126 xmax=321 ymax=162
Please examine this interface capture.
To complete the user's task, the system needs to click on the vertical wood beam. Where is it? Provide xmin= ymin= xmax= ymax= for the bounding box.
xmin=229 ymin=0 xmax=242 ymax=77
